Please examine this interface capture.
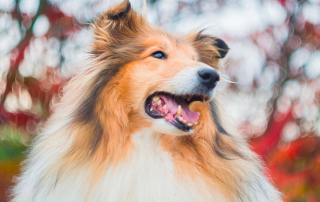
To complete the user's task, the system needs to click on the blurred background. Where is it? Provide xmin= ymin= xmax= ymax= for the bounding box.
xmin=0 ymin=0 xmax=319 ymax=201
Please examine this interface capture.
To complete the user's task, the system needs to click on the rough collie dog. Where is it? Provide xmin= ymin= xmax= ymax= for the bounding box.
xmin=12 ymin=1 xmax=282 ymax=201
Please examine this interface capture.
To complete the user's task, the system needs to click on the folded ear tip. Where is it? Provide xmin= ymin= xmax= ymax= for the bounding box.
xmin=107 ymin=0 xmax=131 ymax=20
xmin=215 ymin=38 xmax=229 ymax=58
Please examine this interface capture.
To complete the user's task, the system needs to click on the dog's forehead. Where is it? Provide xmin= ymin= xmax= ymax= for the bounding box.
xmin=142 ymin=31 xmax=195 ymax=53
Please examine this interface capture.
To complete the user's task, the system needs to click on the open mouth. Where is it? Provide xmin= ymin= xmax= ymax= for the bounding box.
xmin=145 ymin=92 xmax=209 ymax=132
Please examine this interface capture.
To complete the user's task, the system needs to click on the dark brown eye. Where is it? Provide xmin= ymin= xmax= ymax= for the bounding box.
xmin=151 ymin=51 xmax=167 ymax=59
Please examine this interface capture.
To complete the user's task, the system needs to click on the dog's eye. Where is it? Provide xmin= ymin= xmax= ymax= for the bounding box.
xmin=151 ymin=51 xmax=167 ymax=59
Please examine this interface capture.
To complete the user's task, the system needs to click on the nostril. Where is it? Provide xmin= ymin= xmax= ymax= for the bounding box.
xmin=199 ymin=71 xmax=211 ymax=81
xmin=198 ymin=69 xmax=220 ymax=89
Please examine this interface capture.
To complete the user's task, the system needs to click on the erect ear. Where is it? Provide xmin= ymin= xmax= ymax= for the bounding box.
xmin=192 ymin=32 xmax=229 ymax=67
xmin=91 ymin=0 xmax=148 ymax=56
xmin=106 ymin=0 xmax=132 ymax=20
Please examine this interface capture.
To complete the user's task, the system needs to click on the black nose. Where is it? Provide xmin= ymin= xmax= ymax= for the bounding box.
xmin=198 ymin=69 xmax=220 ymax=89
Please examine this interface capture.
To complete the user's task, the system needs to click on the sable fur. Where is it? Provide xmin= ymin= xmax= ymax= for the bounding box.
xmin=11 ymin=1 xmax=282 ymax=202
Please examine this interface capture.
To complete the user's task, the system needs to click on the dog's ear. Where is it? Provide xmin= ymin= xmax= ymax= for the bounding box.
xmin=106 ymin=0 xmax=132 ymax=20
xmin=91 ymin=0 xmax=148 ymax=56
xmin=191 ymin=32 xmax=229 ymax=67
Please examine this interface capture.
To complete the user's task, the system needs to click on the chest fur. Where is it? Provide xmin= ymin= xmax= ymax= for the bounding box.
xmin=90 ymin=130 xmax=227 ymax=202
xmin=29 ymin=130 xmax=227 ymax=202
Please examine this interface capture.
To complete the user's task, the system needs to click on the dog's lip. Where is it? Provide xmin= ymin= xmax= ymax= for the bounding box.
xmin=145 ymin=92 xmax=208 ymax=131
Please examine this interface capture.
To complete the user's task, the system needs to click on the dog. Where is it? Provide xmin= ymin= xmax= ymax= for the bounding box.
xmin=11 ymin=1 xmax=282 ymax=201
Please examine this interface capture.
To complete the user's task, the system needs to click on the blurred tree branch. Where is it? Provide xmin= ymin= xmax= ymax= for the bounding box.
xmin=250 ymin=0 xmax=311 ymax=158
xmin=0 ymin=1 xmax=319 ymax=201
xmin=0 ymin=0 xmax=47 ymax=105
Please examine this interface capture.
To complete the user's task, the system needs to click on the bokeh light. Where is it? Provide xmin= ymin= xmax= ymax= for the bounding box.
xmin=0 ymin=0 xmax=319 ymax=201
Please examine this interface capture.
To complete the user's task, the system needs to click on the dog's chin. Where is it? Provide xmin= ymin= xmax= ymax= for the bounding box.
xmin=151 ymin=118 xmax=194 ymax=136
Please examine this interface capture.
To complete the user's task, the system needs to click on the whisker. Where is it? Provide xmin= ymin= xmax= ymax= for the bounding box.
xmin=219 ymin=72 xmax=236 ymax=84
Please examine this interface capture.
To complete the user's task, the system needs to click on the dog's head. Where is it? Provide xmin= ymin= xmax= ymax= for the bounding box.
xmin=86 ymin=0 xmax=229 ymax=136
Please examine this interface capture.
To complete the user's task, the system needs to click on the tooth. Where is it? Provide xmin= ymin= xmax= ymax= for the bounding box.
xmin=194 ymin=122 xmax=198 ymax=125
xmin=153 ymin=96 xmax=160 ymax=101
xmin=150 ymin=107 xmax=154 ymax=111
xmin=182 ymin=119 xmax=187 ymax=124
xmin=178 ymin=116 xmax=183 ymax=122
xmin=187 ymin=123 xmax=193 ymax=127
xmin=157 ymin=100 xmax=162 ymax=105
xmin=177 ymin=105 xmax=181 ymax=116
xmin=163 ymin=104 xmax=167 ymax=109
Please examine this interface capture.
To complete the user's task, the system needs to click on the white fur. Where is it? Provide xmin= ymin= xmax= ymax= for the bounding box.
xmin=91 ymin=129 xmax=227 ymax=202
xmin=164 ymin=64 xmax=216 ymax=100
xmin=12 ymin=129 xmax=227 ymax=202
xmin=149 ymin=118 xmax=194 ymax=136
xmin=12 ymin=125 xmax=282 ymax=202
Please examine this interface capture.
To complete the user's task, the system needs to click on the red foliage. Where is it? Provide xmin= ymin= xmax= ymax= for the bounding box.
xmin=250 ymin=109 xmax=293 ymax=159
xmin=0 ymin=0 xmax=319 ymax=202
xmin=268 ymin=136 xmax=320 ymax=201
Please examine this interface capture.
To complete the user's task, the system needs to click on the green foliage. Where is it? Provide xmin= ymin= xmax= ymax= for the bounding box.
xmin=0 ymin=127 xmax=28 ymax=162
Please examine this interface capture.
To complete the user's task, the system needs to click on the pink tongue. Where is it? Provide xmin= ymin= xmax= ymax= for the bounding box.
xmin=159 ymin=95 xmax=200 ymax=123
